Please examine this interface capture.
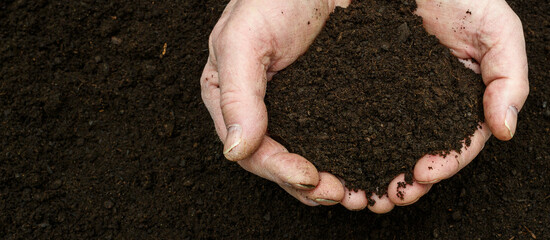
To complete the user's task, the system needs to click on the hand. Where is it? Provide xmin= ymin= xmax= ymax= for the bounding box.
xmin=200 ymin=0 xmax=352 ymax=206
xmin=341 ymin=0 xmax=529 ymax=213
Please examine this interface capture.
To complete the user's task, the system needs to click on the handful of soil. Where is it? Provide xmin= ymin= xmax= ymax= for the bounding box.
xmin=266 ymin=0 xmax=485 ymax=197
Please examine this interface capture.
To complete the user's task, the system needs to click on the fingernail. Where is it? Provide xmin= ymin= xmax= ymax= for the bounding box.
xmin=294 ymin=183 xmax=316 ymax=190
xmin=417 ymin=179 xmax=440 ymax=184
xmin=305 ymin=199 xmax=321 ymax=206
xmin=314 ymin=198 xmax=339 ymax=204
xmin=504 ymin=106 xmax=518 ymax=138
xmin=223 ymin=124 xmax=242 ymax=158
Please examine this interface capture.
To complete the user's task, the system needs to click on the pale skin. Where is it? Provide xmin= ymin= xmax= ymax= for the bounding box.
xmin=200 ymin=0 xmax=529 ymax=213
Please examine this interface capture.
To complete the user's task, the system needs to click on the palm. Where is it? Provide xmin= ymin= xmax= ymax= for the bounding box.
xmin=209 ymin=0 xmax=337 ymax=76
xmin=202 ymin=0 xmax=352 ymax=207
xmin=346 ymin=0 xmax=529 ymax=211
xmin=415 ymin=0 xmax=528 ymax=141
xmin=389 ymin=0 xmax=528 ymax=206
xmin=415 ymin=0 xmax=528 ymax=142
xmin=202 ymin=0 xmax=528 ymax=212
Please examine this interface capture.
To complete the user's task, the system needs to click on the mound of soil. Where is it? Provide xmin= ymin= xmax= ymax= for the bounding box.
xmin=0 ymin=0 xmax=548 ymax=239
xmin=267 ymin=0 xmax=484 ymax=196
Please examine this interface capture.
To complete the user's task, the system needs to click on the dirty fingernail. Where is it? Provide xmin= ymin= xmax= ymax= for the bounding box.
xmin=305 ymin=199 xmax=320 ymax=206
xmin=504 ymin=106 xmax=518 ymax=138
xmin=223 ymin=124 xmax=242 ymax=159
xmin=314 ymin=198 xmax=339 ymax=204
xmin=294 ymin=183 xmax=316 ymax=190
xmin=417 ymin=179 xmax=440 ymax=184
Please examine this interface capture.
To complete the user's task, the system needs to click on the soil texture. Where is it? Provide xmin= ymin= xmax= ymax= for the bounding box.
xmin=0 ymin=0 xmax=548 ymax=239
xmin=267 ymin=0 xmax=485 ymax=196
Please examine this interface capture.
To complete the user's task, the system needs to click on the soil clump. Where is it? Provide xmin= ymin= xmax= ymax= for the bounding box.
xmin=267 ymin=0 xmax=484 ymax=196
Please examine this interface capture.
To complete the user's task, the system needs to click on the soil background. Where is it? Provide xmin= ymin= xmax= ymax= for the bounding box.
xmin=1 ymin=0 xmax=548 ymax=239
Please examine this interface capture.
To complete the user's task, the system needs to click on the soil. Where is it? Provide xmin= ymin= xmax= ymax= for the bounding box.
xmin=266 ymin=0 xmax=485 ymax=196
xmin=0 ymin=0 xmax=548 ymax=239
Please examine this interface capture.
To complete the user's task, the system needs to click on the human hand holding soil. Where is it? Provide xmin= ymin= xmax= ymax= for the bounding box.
xmin=340 ymin=0 xmax=529 ymax=212
xmin=201 ymin=0 xmax=352 ymax=207
xmin=200 ymin=0 xmax=528 ymax=213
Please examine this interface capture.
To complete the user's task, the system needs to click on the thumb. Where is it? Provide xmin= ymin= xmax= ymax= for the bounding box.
xmin=480 ymin=10 xmax=529 ymax=141
xmin=215 ymin=35 xmax=270 ymax=161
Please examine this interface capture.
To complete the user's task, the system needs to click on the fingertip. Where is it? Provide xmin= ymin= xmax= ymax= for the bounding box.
xmin=387 ymin=174 xmax=431 ymax=206
xmin=341 ymin=188 xmax=368 ymax=211
xmin=414 ymin=154 xmax=458 ymax=184
xmin=485 ymin=103 xmax=518 ymax=141
xmin=222 ymin=106 xmax=267 ymax=161
xmin=270 ymin=153 xmax=320 ymax=189
xmin=367 ymin=194 xmax=395 ymax=214
xmin=482 ymin=70 xmax=528 ymax=141
xmin=308 ymin=172 xmax=345 ymax=206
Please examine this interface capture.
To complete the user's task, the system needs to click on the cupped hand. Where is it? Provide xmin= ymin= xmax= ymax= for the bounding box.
xmin=201 ymin=0 xmax=528 ymax=212
xmin=201 ymin=0 xmax=351 ymax=206
xmin=343 ymin=0 xmax=529 ymax=213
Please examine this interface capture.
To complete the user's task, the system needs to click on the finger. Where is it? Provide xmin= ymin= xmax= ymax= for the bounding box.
xmin=414 ymin=123 xmax=492 ymax=184
xmin=387 ymin=174 xmax=432 ymax=206
xmin=340 ymin=185 xmax=369 ymax=211
xmin=201 ymin=58 xmax=228 ymax=139
xmin=416 ymin=0 xmax=529 ymax=140
xmin=480 ymin=5 xmax=529 ymax=141
xmin=281 ymin=172 xmax=345 ymax=206
xmin=475 ymin=1 xmax=529 ymax=141
xmin=367 ymin=194 xmax=395 ymax=214
xmin=237 ymin=136 xmax=319 ymax=189
xmin=213 ymin=22 xmax=272 ymax=161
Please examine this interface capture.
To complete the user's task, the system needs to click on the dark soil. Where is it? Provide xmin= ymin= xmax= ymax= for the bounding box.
xmin=266 ymin=0 xmax=484 ymax=196
xmin=0 ymin=0 xmax=548 ymax=239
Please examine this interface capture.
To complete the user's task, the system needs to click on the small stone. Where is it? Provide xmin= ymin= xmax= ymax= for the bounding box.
xmin=111 ymin=36 xmax=123 ymax=45
xmin=163 ymin=123 xmax=174 ymax=137
xmin=50 ymin=179 xmax=62 ymax=190
xmin=94 ymin=55 xmax=103 ymax=63
xmin=104 ymin=200 xmax=114 ymax=209
xmin=397 ymin=23 xmax=411 ymax=43
xmin=183 ymin=180 xmax=193 ymax=187
xmin=38 ymin=222 xmax=50 ymax=228
xmin=57 ymin=212 xmax=66 ymax=223
xmin=380 ymin=42 xmax=390 ymax=51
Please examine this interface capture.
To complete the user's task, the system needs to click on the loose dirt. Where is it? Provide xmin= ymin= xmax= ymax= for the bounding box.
xmin=0 ymin=0 xmax=548 ymax=239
